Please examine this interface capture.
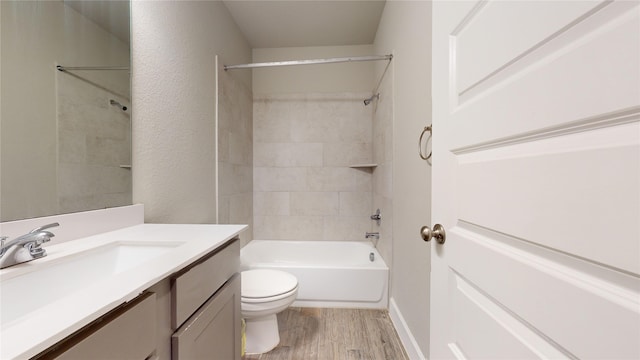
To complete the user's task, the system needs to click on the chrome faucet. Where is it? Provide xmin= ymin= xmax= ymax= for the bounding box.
xmin=0 ymin=222 xmax=59 ymax=269
xmin=370 ymin=209 xmax=382 ymax=225
xmin=365 ymin=232 xmax=380 ymax=240
xmin=365 ymin=232 xmax=380 ymax=248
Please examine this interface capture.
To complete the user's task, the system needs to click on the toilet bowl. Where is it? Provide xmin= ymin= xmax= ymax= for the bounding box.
xmin=241 ymin=269 xmax=298 ymax=354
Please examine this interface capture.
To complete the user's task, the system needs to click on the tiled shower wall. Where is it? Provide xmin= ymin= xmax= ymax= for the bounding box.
xmin=57 ymin=71 xmax=131 ymax=214
xmin=218 ymin=65 xmax=254 ymax=246
xmin=253 ymin=93 xmax=375 ymax=241
xmin=372 ymin=69 xmax=393 ymax=265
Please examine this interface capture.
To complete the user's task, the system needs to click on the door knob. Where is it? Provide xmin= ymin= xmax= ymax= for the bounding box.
xmin=421 ymin=224 xmax=446 ymax=244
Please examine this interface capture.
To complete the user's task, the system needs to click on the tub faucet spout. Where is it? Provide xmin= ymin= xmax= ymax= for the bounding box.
xmin=365 ymin=232 xmax=380 ymax=248
xmin=365 ymin=232 xmax=380 ymax=240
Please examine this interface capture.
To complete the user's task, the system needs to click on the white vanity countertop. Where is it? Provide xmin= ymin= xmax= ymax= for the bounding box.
xmin=0 ymin=223 xmax=247 ymax=359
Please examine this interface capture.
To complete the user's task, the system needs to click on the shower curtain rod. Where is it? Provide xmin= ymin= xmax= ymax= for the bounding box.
xmin=224 ymin=54 xmax=392 ymax=71
xmin=56 ymin=65 xmax=129 ymax=72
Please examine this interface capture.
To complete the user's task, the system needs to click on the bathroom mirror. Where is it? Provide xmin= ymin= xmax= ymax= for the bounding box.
xmin=1 ymin=0 xmax=131 ymax=221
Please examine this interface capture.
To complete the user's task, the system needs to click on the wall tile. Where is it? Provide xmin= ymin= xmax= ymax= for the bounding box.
xmin=218 ymin=67 xmax=253 ymax=242
xmin=339 ymin=191 xmax=372 ymax=216
xmin=322 ymin=216 xmax=372 ymax=241
xmin=220 ymin=163 xmax=252 ymax=196
xmin=253 ymin=114 xmax=292 ymax=142
xmin=86 ymin=136 xmax=130 ymax=166
xmin=218 ymin=195 xmax=230 ymax=224
xmin=372 ymin=194 xmax=393 ymax=266
xmin=290 ymin=191 xmax=339 ymax=216
xmin=58 ymin=129 xmax=86 ymax=164
xmin=307 ymin=167 xmax=356 ymax=192
xmin=253 ymin=92 xmax=377 ymax=242
xmin=254 ymin=167 xmax=309 ymax=192
xmin=354 ymin=169 xmax=373 ymax=192
xmin=229 ymin=130 xmax=252 ymax=165
xmin=218 ymin=131 xmax=230 ymax=163
xmin=229 ymin=192 xmax=253 ymax=224
xmin=337 ymin=116 xmax=372 ymax=143
xmin=254 ymin=142 xmax=323 ymax=167
xmin=57 ymin=72 xmax=131 ymax=212
xmin=323 ymin=142 xmax=372 ymax=166
xmin=291 ymin=115 xmax=341 ymax=143
xmin=371 ymin=72 xmax=393 ymax=265
xmin=254 ymin=215 xmax=324 ymax=240
xmin=254 ymin=191 xmax=290 ymax=216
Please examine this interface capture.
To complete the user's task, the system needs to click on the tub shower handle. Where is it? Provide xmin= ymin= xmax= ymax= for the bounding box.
xmin=370 ymin=209 xmax=382 ymax=225
xmin=420 ymin=224 xmax=446 ymax=244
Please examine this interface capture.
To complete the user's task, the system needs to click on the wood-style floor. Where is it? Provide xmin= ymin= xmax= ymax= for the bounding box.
xmin=243 ymin=307 xmax=409 ymax=360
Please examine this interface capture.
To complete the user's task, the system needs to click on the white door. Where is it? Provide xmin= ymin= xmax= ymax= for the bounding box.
xmin=430 ymin=1 xmax=640 ymax=359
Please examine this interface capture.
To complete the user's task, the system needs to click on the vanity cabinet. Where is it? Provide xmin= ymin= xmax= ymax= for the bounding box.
xmin=150 ymin=237 xmax=241 ymax=360
xmin=172 ymin=274 xmax=241 ymax=359
xmin=171 ymin=238 xmax=239 ymax=330
xmin=35 ymin=292 xmax=157 ymax=360
xmin=171 ymin=239 xmax=241 ymax=360
xmin=34 ymin=237 xmax=241 ymax=360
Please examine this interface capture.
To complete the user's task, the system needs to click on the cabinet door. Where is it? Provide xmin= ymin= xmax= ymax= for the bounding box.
xmin=37 ymin=292 xmax=156 ymax=360
xmin=172 ymin=239 xmax=239 ymax=330
xmin=172 ymin=274 xmax=241 ymax=360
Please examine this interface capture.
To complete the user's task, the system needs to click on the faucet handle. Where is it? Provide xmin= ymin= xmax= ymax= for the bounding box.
xmin=35 ymin=231 xmax=55 ymax=245
xmin=370 ymin=209 xmax=382 ymax=225
xmin=29 ymin=222 xmax=60 ymax=234
xmin=0 ymin=236 xmax=7 ymax=253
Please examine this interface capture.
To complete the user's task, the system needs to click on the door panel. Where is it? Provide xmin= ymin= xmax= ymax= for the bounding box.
xmin=450 ymin=0 xmax=640 ymax=147
xmin=451 ymin=272 xmax=566 ymax=359
xmin=455 ymin=0 xmax=605 ymax=94
xmin=448 ymin=225 xmax=639 ymax=359
xmin=457 ymin=126 xmax=640 ymax=273
xmin=431 ymin=1 xmax=640 ymax=359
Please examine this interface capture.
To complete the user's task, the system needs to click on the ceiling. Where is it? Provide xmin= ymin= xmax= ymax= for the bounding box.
xmin=64 ymin=0 xmax=130 ymax=44
xmin=62 ymin=1 xmax=386 ymax=49
xmin=222 ymin=0 xmax=387 ymax=48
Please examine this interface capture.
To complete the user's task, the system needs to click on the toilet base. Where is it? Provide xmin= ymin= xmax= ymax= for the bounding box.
xmin=244 ymin=314 xmax=280 ymax=354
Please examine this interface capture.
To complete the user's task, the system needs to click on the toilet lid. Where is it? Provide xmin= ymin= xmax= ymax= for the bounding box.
xmin=242 ymin=269 xmax=298 ymax=299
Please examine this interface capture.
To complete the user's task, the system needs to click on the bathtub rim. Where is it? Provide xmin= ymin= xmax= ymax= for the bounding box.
xmin=240 ymin=239 xmax=390 ymax=309
xmin=241 ymin=239 xmax=389 ymax=269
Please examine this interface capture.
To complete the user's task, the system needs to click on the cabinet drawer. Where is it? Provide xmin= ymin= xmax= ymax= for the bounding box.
xmin=37 ymin=292 xmax=156 ymax=360
xmin=172 ymin=273 xmax=241 ymax=360
xmin=172 ymin=238 xmax=239 ymax=329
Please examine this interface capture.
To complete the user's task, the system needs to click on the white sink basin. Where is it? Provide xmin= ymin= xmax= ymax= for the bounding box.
xmin=0 ymin=242 xmax=182 ymax=329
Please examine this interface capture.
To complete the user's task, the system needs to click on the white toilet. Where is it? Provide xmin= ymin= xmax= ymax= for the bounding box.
xmin=241 ymin=269 xmax=298 ymax=354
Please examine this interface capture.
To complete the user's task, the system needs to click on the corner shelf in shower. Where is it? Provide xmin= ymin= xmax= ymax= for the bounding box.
xmin=349 ymin=163 xmax=377 ymax=169
xmin=120 ymin=165 xmax=132 ymax=169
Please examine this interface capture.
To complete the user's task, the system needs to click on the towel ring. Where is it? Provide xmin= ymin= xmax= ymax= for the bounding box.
xmin=419 ymin=125 xmax=432 ymax=161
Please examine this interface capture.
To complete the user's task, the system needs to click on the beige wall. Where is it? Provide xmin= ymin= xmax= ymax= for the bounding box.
xmin=253 ymin=45 xmax=375 ymax=94
xmin=1 ymin=1 xmax=129 ymax=221
xmin=131 ymin=1 xmax=252 ymax=224
xmin=374 ymin=0 xmax=433 ymax=357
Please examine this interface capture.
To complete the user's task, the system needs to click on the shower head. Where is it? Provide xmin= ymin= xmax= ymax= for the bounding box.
xmin=110 ymin=99 xmax=128 ymax=111
xmin=363 ymin=93 xmax=380 ymax=106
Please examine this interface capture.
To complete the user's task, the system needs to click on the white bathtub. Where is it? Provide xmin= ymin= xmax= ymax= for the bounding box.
xmin=240 ymin=240 xmax=389 ymax=309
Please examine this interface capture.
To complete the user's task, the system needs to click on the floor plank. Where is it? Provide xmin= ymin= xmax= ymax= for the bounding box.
xmin=243 ymin=308 xmax=408 ymax=360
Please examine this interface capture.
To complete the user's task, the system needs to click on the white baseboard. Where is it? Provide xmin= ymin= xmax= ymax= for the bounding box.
xmin=389 ymin=297 xmax=427 ymax=360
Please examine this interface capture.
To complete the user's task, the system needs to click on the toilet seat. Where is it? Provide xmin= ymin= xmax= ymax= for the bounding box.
xmin=241 ymin=287 xmax=298 ymax=304
xmin=241 ymin=269 xmax=298 ymax=301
